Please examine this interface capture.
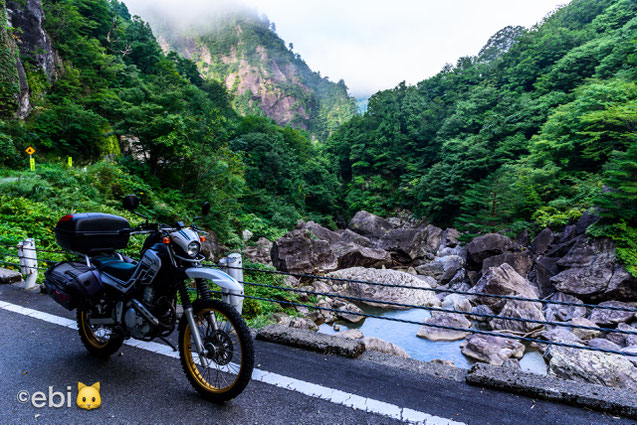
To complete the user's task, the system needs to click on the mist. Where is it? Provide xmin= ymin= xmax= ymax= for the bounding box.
xmin=123 ymin=0 xmax=569 ymax=98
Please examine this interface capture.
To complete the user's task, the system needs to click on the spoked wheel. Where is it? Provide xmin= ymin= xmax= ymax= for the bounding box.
xmin=178 ymin=299 xmax=254 ymax=402
xmin=77 ymin=309 xmax=124 ymax=358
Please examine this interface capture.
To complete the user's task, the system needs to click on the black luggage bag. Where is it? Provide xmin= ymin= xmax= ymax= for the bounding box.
xmin=43 ymin=262 xmax=104 ymax=310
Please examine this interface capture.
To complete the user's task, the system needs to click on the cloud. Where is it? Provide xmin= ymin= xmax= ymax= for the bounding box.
xmin=123 ymin=0 xmax=568 ymax=98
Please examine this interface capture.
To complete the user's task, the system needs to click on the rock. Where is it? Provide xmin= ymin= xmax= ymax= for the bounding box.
xmin=588 ymin=338 xmax=622 ymax=351
xmin=516 ymin=229 xmax=530 ymax=247
xmin=417 ymin=312 xmax=472 ymax=341
xmin=440 ymin=228 xmax=460 ymax=249
xmin=605 ymin=323 xmax=637 ymax=347
xmin=200 ymin=229 xmax=222 ymax=261
xmin=271 ymin=228 xmax=336 ymax=273
xmin=490 ymin=300 xmax=545 ymax=334
xmin=362 ymin=337 xmax=410 ymax=358
xmin=551 ymin=237 xmax=637 ymax=301
xmin=442 ymin=294 xmax=472 ymax=313
xmin=470 ymin=263 xmax=539 ymax=309
xmin=243 ymin=237 xmax=273 ymax=265
xmin=301 ymin=220 xmax=341 ymax=243
xmin=276 ymin=315 xmax=319 ymax=332
xmin=348 ymin=211 xmax=394 ymax=239
xmin=544 ymin=345 xmax=637 ymax=390
xmin=334 ymin=329 xmax=364 ymax=339
xmin=415 ymin=255 xmax=464 ymax=284
xmin=543 ymin=292 xmax=586 ymax=323
xmin=482 ymin=251 xmax=533 ymax=278
xmin=460 ymin=334 xmax=525 ymax=366
xmin=437 ymin=245 xmax=467 ymax=260
xmin=327 ymin=267 xmax=440 ymax=309
xmin=470 ymin=305 xmax=494 ymax=322
xmin=429 ymin=359 xmax=456 ymax=367
xmin=575 ymin=211 xmax=599 ymax=235
xmin=569 ymin=317 xmax=601 ymax=341
xmin=623 ymin=346 xmax=637 ymax=367
xmin=466 ymin=233 xmax=516 ymax=267
xmin=503 ymin=359 xmax=522 ymax=370
xmin=333 ymin=324 xmax=340 ymax=331
xmin=295 ymin=306 xmax=310 ymax=315
xmin=332 ymin=299 xmax=365 ymax=323
xmin=379 ymin=226 xmax=441 ymax=262
xmin=541 ymin=327 xmax=583 ymax=345
xmin=625 ymin=324 xmax=637 ymax=347
xmin=242 ymin=229 xmax=254 ymax=242
xmin=545 ymin=235 xmax=581 ymax=258
xmin=589 ymin=301 xmax=637 ymax=326
xmin=532 ymin=228 xmax=554 ymax=255
xmin=338 ymin=229 xmax=375 ymax=248
xmin=334 ymin=244 xmax=393 ymax=269
xmin=0 ymin=268 xmax=22 ymax=284
xmin=533 ymin=256 xmax=560 ymax=297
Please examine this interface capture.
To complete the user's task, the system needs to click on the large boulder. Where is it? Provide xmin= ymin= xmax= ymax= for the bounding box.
xmin=544 ymin=345 xmax=637 ymax=390
xmin=532 ymin=256 xmax=560 ymax=297
xmin=543 ymin=292 xmax=586 ymax=322
xmin=441 ymin=294 xmax=472 ymax=313
xmin=482 ymin=251 xmax=533 ymax=278
xmin=362 ymin=337 xmax=410 ymax=358
xmin=334 ymin=244 xmax=393 ymax=269
xmin=338 ymin=229 xmax=375 ymax=248
xmin=348 ymin=211 xmax=394 ymax=239
xmin=489 ymin=300 xmax=545 ymax=334
xmin=243 ymin=237 xmax=273 ymax=265
xmin=531 ymin=228 xmax=554 ymax=255
xmin=415 ymin=255 xmax=464 ymax=284
xmin=588 ymin=301 xmax=637 ymax=326
xmin=327 ymin=267 xmax=440 ymax=309
xmin=379 ymin=225 xmax=442 ymax=262
xmin=470 ymin=263 xmax=539 ymax=309
xmin=417 ymin=312 xmax=472 ymax=341
xmin=550 ymin=237 xmax=637 ymax=301
xmin=460 ymin=334 xmax=525 ymax=366
xmin=0 ymin=268 xmax=22 ymax=284
xmin=569 ymin=317 xmax=601 ymax=342
xmin=271 ymin=228 xmax=336 ymax=273
xmin=466 ymin=233 xmax=516 ymax=267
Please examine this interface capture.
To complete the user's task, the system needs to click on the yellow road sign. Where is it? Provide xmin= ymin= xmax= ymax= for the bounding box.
xmin=68 ymin=157 xmax=73 ymax=167
xmin=25 ymin=146 xmax=35 ymax=155
xmin=29 ymin=157 xmax=35 ymax=171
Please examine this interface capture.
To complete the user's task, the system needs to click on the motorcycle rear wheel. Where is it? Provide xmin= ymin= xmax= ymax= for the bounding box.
xmin=77 ymin=309 xmax=124 ymax=358
xmin=179 ymin=299 xmax=254 ymax=402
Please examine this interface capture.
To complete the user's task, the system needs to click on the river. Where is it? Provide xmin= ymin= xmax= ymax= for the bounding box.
xmin=319 ymin=306 xmax=548 ymax=374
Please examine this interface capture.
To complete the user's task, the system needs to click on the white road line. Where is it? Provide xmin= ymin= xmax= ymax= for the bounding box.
xmin=0 ymin=300 xmax=465 ymax=425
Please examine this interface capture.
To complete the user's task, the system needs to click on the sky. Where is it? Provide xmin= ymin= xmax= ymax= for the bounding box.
xmin=124 ymin=0 xmax=569 ymax=98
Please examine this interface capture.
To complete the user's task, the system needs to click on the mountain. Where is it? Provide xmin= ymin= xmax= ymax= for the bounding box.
xmin=146 ymin=10 xmax=357 ymax=141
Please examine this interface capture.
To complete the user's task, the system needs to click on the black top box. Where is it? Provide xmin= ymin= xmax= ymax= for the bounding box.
xmin=55 ymin=213 xmax=131 ymax=254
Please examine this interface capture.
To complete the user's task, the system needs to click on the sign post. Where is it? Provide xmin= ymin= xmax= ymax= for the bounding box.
xmin=25 ymin=146 xmax=35 ymax=172
xmin=67 ymin=156 xmax=72 ymax=168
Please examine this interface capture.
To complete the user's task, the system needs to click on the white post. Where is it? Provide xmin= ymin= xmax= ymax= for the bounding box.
xmin=220 ymin=253 xmax=244 ymax=314
xmin=17 ymin=238 xmax=38 ymax=290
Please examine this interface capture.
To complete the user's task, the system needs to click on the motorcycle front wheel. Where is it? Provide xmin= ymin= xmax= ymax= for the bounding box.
xmin=178 ymin=299 xmax=254 ymax=402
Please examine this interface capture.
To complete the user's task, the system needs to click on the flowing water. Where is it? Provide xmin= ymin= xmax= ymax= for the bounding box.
xmin=318 ymin=307 xmax=548 ymax=374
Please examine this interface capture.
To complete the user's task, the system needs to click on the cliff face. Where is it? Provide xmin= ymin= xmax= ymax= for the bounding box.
xmin=149 ymin=12 xmax=357 ymax=141
xmin=2 ymin=0 xmax=57 ymax=118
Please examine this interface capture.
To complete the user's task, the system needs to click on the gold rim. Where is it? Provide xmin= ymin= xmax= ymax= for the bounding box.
xmin=182 ymin=308 xmax=243 ymax=394
xmin=79 ymin=311 xmax=108 ymax=349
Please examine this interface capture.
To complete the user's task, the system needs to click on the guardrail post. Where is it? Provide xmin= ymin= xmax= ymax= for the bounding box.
xmin=219 ymin=253 xmax=244 ymax=314
xmin=17 ymin=238 xmax=38 ymax=290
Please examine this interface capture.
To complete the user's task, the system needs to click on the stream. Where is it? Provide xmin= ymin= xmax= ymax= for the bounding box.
xmin=318 ymin=307 xmax=548 ymax=374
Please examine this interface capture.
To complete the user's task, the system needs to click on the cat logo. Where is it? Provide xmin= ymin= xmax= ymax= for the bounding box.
xmin=76 ymin=382 xmax=101 ymax=410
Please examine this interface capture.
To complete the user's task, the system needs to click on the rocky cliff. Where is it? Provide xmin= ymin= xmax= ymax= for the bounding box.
xmin=146 ymin=11 xmax=357 ymax=141
xmin=1 ymin=0 xmax=57 ymax=118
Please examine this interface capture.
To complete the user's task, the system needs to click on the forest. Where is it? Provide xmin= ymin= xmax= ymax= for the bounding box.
xmin=0 ymin=0 xmax=635 ymax=275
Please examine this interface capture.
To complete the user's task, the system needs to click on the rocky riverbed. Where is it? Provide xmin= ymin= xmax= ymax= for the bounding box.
xmin=243 ymin=210 xmax=637 ymax=390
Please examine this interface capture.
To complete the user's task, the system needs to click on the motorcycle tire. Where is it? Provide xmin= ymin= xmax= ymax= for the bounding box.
xmin=77 ymin=309 xmax=124 ymax=358
xmin=178 ymin=299 xmax=254 ymax=402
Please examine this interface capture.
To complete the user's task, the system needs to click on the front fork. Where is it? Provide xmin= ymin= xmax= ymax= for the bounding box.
xmin=179 ymin=280 xmax=218 ymax=366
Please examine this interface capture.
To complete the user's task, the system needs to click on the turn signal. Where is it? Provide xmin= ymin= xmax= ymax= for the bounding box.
xmin=200 ymin=236 xmax=206 ymax=242
xmin=162 ymin=237 xmax=170 ymax=244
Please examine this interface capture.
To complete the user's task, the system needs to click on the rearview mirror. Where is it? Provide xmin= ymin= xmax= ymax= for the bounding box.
xmin=202 ymin=201 xmax=211 ymax=217
xmin=123 ymin=195 xmax=140 ymax=211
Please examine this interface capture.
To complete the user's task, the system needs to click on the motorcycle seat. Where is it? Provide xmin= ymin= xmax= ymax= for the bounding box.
xmin=92 ymin=256 xmax=137 ymax=282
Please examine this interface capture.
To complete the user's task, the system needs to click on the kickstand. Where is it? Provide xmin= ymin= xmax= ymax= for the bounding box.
xmin=159 ymin=337 xmax=177 ymax=352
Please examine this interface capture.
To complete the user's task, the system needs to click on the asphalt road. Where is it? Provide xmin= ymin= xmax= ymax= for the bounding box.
xmin=0 ymin=284 xmax=632 ymax=425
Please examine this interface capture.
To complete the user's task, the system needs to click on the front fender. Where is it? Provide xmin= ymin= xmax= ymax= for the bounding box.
xmin=185 ymin=267 xmax=243 ymax=292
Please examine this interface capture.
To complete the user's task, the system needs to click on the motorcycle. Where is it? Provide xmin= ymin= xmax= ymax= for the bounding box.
xmin=43 ymin=195 xmax=254 ymax=402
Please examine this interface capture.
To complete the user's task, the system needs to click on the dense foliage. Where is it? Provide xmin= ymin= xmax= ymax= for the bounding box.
xmin=324 ymin=0 xmax=636 ymax=272
xmin=0 ymin=0 xmax=339 ymax=246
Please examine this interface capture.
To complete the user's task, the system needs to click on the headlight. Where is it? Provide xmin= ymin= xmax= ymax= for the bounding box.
xmin=187 ymin=241 xmax=201 ymax=257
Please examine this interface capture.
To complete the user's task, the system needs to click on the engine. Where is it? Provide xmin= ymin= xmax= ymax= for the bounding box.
xmin=124 ymin=303 xmax=152 ymax=339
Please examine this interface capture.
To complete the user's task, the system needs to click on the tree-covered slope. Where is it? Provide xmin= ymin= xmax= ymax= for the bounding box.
xmin=325 ymin=0 xmax=636 ymax=272
xmin=147 ymin=10 xmax=357 ymax=141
